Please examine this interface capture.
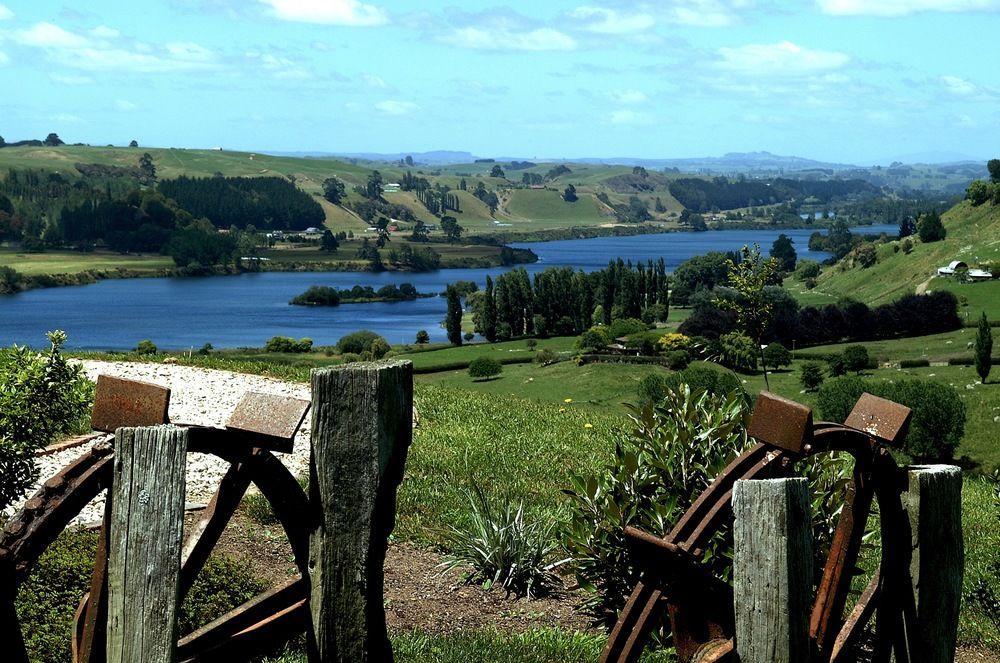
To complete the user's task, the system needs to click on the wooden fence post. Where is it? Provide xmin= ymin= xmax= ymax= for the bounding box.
xmin=733 ymin=477 xmax=813 ymax=663
xmin=106 ymin=426 xmax=188 ymax=663
xmin=902 ymin=464 xmax=963 ymax=663
xmin=307 ymin=360 xmax=413 ymax=663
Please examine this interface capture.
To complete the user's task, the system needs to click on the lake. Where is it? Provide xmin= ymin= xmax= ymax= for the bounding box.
xmin=0 ymin=225 xmax=898 ymax=349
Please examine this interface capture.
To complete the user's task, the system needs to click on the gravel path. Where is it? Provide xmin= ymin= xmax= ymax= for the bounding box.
xmin=6 ymin=361 xmax=312 ymax=524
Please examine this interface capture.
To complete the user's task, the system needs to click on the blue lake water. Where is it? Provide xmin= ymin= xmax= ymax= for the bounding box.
xmin=0 ymin=225 xmax=897 ymax=350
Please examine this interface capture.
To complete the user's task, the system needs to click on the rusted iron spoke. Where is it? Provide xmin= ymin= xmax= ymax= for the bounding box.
xmin=179 ymin=462 xmax=254 ymax=601
xmin=810 ymin=467 xmax=875 ymax=656
xmin=602 ymin=582 xmax=663 ymax=663
xmin=830 ymin=567 xmax=881 ymax=663
xmin=74 ymin=495 xmax=112 ymax=663
xmin=244 ymin=450 xmax=311 ymax=575
xmin=176 ymin=576 xmax=307 ymax=660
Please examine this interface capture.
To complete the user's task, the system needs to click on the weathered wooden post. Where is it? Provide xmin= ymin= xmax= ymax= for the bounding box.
xmin=307 ymin=360 xmax=413 ymax=663
xmin=106 ymin=425 xmax=189 ymax=663
xmin=901 ymin=464 xmax=963 ymax=662
xmin=733 ymin=477 xmax=813 ymax=663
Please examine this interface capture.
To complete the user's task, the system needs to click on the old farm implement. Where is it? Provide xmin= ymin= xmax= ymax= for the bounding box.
xmin=1 ymin=374 xmax=314 ymax=662
xmin=603 ymin=391 xmax=946 ymax=663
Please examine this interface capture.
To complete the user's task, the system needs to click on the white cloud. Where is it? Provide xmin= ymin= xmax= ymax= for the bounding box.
xmin=567 ymin=6 xmax=655 ymax=34
xmin=0 ymin=51 xmax=8 ymax=65
xmin=246 ymin=51 xmax=310 ymax=79
xmin=716 ymin=41 xmax=850 ymax=76
xmin=115 ymin=99 xmax=137 ymax=111
xmin=362 ymin=73 xmax=388 ymax=88
xmin=0 ymin=3 xmax=13 ymax=20
xmin=11 ymin=22 xmax=221 ymax=73
xmin=375 ymin=100 xmax=419 ymax=115
xmin=818 ymin=0 xmax=1000 ymax=16
xmin=443 ymin=26 xmax=576 ymax=51
xmin=939 ymin=75 xmax=978 ymax=96
xmin=50 ymin=73 xmax=95 ymax=85
xmin=90 ymin=25 xmax=120 ymax=38
xmin=259 ymin=0 xmax=387 ymax=26
xmin=14 ymin=22 xmax=89 ymax=48
xmin=610 ymin=89 xmax=648 ymax=104
xmin=51 ymin=112 xmax=83 ymax=124
xmin=609 ymin=109 xmax=653 ymax=125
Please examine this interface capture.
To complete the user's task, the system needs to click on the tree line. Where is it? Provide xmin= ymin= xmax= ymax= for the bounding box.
xmin=444 ymin=259 xmax=671 ymax=344
xmin=668 ymin=176 xmax=877 ymax=212
xmin=158 ymin=175 xmax=324 ymax=230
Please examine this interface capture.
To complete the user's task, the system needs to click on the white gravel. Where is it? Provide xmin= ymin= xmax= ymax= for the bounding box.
xmin=6 ymin=360 xmax=312 ymax=524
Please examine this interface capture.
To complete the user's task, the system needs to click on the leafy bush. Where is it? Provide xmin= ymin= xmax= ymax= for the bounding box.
xmin=842 ymin=345 xmax=870 ymax=374
xmin=663 ymin=350 xmax=691 ymax=371
xmin=800 ymin=362 xmax=825 ymax=392
xmin=718 ymin=331 xmax=758 ymax=373
xmin=577 ymin=326 xmax=611 ymax=352
xmin=563 ymin=386 xmax=752 ymax=623
xmin=608 ymin=318 xmax=649 ymax=339
xmin=180 ymin=555 xmax=268 ymax=633
xmin=134 ymin=339 xmax=157 ymax=354
xmin=1 ymin=332 xmax=94 ymax=512
xmin=440 ymin=483 xmax=560 ymax=598
xmin=656 ymin=332 xmax=691 ymax=354
xmin=468 ymin=357 xmax=502 ymax=381
xmin=17 ymin=528 xmax=267 ymax=662
xmin=763 ymin=342 xmax=792 ymax=370
xmin=817 ymin=376 xmax=966 ymax=461
xmin=265 ymin=336 xmax=313 ymax=353
xmin=367 ymin=336 xmax=391 ymax=360
xmin=795 ymin=260 xmax=821 ymax=280
xmin=535 ymin=348 xmax=558 ymax=365
xmin=335 ymin=330 xmax=384 ymax=355
xmin=415 ymin=330 xmax=430 ymax=344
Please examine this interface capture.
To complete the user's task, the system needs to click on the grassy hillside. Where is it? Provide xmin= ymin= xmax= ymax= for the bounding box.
xmin=809 ymin=201 xmax=1000 ymax=307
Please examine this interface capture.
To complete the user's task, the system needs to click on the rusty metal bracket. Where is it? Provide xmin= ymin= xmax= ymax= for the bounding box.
xmin=844 ymin=392 xmax=912 ymax=447
xmin=91 ymin=375 xmax=170 ymax=433
xmin=748 ymin=391 xmax=813 ymax=454
xmin=224 ymin=392 xmax=310 ymax=453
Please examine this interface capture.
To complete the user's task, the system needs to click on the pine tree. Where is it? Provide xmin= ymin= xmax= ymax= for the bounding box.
xmin=445 ymin=286 xmax=463 ymax=346
xmin=975 ymin=311 xmax=993 ymax=384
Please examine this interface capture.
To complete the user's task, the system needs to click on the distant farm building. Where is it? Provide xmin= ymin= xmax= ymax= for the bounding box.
xmin=384 ymin=183 xmax=401 ymax=193
xmin=937 ymin=261 xmax=968 ymax=276
xmin=968 ymin=268 xmax=994 ymax=281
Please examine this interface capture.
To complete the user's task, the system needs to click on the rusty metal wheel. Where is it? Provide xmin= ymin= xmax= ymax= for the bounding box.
xmin=602 ymin=392 xmax=918 ymax=663
xmin=0 ymin=376 xmax=312 ymax=663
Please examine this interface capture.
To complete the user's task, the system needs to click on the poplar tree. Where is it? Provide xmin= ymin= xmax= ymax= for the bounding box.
xmin=975 ymin=311 xmax=993 ymax=384
xmin=483 ymin=276 xmax=498 ymax=342
xmin=445 ymin=286 xmax=463 ymax=346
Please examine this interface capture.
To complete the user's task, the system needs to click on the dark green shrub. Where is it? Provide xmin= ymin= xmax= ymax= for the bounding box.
xmin=1 ymin=332 xmax=94 ymax=512
xmin=827 ymin=354 xmax=847 ymax=377
xmin=637 ymin=364 xmax=744 ymax=407
xmin=948 ymin=356 xmax=975 ymax=366
xmin=636 ymin=373 xmax=670 ymax=408
xmin=17 ymin=529 xmax=98 ymax=662
xmin=415 ymin=330 xmax=430 ymax=344
xmin=335 ymin=330 xmax=385 ymax=355
xmin=817 ymin=376 xmax=966 ymax=461
xmin=664 ymin=350 xmax=691 ymax=370
xmin=265 ymin=336 xmax=313 ymax=353
xmin=180 ymin=556 xmax=268 ymax=633
xmin=469 ymin=357 xmax=502 ymax=380
xmin=197 ymin=343 xmax=214 ymax=355
xmin=800 ymin=362 xmax=825 ymax=391
xmin=608 ymin=318 xmax=649 ymax=338
xmin=842 ymin=345 xmax=870 ymax=374
xmin=900 ymin=358 xmax=930 ymax=368
xmin=763 ymin=342 xmax=792 ymax=370
xmin=135 ymin=339 xmax=157 ymax=354
xmin=366 ymin=336 xmax=391 ymax=360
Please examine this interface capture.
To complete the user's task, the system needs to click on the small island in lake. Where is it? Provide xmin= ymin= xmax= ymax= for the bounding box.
xmin=290 ymin=283 xmax=434 ymax=307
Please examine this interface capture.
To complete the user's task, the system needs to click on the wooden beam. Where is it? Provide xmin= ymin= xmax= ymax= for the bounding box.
xmin=106 ymin=426 xmax=188 ymax=663
xmin=733 ymin=478 xmax=813 ymax=663
xmin=307 ymin=360 xmax=413 ymax=663
xmin=902 ymin=465 xmax=963 ymax=663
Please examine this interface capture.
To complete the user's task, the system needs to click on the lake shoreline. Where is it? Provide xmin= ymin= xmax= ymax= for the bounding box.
xmin=0 ymin=219 xmax=885 ymax=295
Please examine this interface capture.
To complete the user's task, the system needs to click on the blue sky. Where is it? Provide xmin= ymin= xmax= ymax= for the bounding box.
xmin=0 ymin=0 xmax=998 ymax=164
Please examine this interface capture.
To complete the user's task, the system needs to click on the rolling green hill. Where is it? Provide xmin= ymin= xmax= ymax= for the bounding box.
xmin=803 ymin=201 xmax=1000 ymax=311
xmin=0 ymin=146 xmax=685 ymax=237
